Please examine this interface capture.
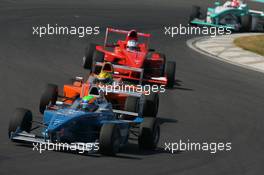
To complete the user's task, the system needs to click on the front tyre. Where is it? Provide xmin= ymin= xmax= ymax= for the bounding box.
xmin=99 ymin=123 xmax=121 ymax=156
xmin=8 ymin=108 xmax=32 ymax=138
xmin=83 ymin=43 xmax=96 ymax=69
xmin=240 ymin=15 xmax=252 ymax=32
xmin=189 ymin=6 xmax=201 ymax=23
xmin=122 ymin=96 xmax=140 ymax=119
xmin=39 ymin=84 xmax=58 ymax=114
xmin=142 ymin=93 xmax=159 ymax=118
xmin=138 ymin=117 xmax=160 ymax=150
xmin=91 ymin=50 xmax=105 ymax=74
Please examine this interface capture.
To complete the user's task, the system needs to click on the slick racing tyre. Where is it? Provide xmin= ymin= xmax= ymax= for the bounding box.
xmin=100 ymin=123 xmax=121 ymax=156
xmin=189 ymin=5 xmax=201 ymax=23
xmin=122 ymin=96 xmax=139 ymax=119
xmin=124 ymin=96 xmax=139 ymax=113
xmin=240 ymin=15 xmax=252 ymax=32
xmin=166 ymin=61 xmax=176 ymax=88
xmin=158 ymin=53 xmax=166 ymax=76
xmin=142 ymin=93 xmax=159 ymax=118
xmin=251 ymin=16 xmax=260 ymax=32
xmin=39 ymin=84 xmax=58 ymax=114
xmin=8 ymin=108 xmax=32 ymax=138
xmin=83 ymin=43 xmax=96 ymax=69
xmin=138 ymin=117 xmax=160 ymax=150
xmin=91 ymin=50 xmax=105 ymax=74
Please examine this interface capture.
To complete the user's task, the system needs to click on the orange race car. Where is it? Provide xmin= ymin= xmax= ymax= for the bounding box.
xmin=39 ymin=62 xmax=160 ymax=119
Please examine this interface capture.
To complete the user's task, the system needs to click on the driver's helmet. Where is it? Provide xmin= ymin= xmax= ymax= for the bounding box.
xmin=97 ymin=71 xmax=113 ymax=84
xmin=231 ymin=0 xmax=240 ymax=7
xmin=81 ymin=95 xmax=96 ymax=110
xmin=127 ymin=40 xmax=138 ymax=51
xmin=126 ymin=30 xmax=138 ymax=51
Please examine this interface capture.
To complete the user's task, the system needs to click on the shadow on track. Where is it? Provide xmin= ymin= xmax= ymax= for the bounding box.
xmin=159 ymin=117 xmax=178 ymax=125
xmin=119 ymin=144 xmax=180 ymax=157
xmin=171 ymin=79 xmax=193 ymax=91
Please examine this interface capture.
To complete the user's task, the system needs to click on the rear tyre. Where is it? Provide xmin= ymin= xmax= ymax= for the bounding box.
xmin=240 ymin=15 xmax=252 ymax=32
xmin=189 ymin=6 xmax=201 ymax=23
xmin=83 ymin=43 xmax=96 ymax=69
xmin=142 ymin=93 xmax=159 ymax=118
xmin=166 ymin=61 xmax=176 ymax=88
xmin=8 ymin=108 xmax=32 ymax=138
xmin=251 ymin=16 xmax=259 ymax=32
xmin=158 ymin=53 xmax=166 ymax=76
xmin=99 ymin=123 xmax=121 ymax=156
xmin=138 ymin=117 xmax=160 ymax=150
xmin=91 ymin=50 xmax=105 ymax=74
xmin=39 ymin=84 xmax=58 ymax=114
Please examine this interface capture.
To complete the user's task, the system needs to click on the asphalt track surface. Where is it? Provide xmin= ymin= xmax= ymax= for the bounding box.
xmin=0 ymin=0 xmax=264 ymax=175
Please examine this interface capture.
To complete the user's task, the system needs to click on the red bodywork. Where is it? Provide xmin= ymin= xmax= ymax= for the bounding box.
xmin=95 ymin=28 xmax=167 ymax=85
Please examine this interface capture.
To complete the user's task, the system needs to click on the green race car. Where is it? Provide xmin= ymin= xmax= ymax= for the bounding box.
xmin=189 ymin=0 xmax=264 ymax=32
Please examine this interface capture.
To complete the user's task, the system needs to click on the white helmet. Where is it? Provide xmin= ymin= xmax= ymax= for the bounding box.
xmin=127 ymin=40 xmax=138 ymax=51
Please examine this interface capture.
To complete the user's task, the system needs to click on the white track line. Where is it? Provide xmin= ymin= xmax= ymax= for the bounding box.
xmin=186 ymin=34 xmax=264 ymax=74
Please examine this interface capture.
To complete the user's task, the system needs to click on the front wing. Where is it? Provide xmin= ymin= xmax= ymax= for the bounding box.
xmin=10 ymin=130 xmax=99 ymax=153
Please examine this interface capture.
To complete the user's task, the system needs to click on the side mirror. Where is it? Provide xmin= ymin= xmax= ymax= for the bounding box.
xmin=99 ymin=108 xmax=109 ymax=112
xmin=148 ymin=48 xmax=155 ymax=52
xmin=56 ymin=101 xmax=64 ymax=105
xmin=73 ymin=76 xmax=83 ymax=85
xmin=75 ymin=76 xmax=84 ymax=81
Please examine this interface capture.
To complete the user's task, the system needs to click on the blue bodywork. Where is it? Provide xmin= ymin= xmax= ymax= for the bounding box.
xmin=34 ymin=98 xmax=143 ymax=144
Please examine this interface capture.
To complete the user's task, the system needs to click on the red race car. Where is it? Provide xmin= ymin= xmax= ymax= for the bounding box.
xmin=82 ymin=28 xmax=176 ymax=88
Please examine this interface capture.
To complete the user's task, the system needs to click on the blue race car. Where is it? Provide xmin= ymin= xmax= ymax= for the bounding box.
xmin=8 ymin=86 xmax=160 ymax=156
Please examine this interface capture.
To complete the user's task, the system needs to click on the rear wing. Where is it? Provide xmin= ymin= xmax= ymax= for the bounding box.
xmin=251 ymin=0 xmax=264 ymax=3
xmin=106 ymin=28 xmax=151 ymax=37
xmin=104 ymin=27 xmax=151 ymax=47
xmin=249 ymin=9 xmax=264 ymax=16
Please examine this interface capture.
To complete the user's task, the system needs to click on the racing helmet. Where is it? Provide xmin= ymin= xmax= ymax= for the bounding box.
xmin=126 ymin=30 xmax=138 ymax=51
xmin=81 ymin=95 xmax=95 ymax=109
xmin=231 ymin=0 xmax=240 ymax=7
xmin=127 ymin=40 xmax=138 ymax=51
xmin=127 ymin=30 xmax=138 ymax=39
xmin=97 ymin=71 xmax=113 ymax=84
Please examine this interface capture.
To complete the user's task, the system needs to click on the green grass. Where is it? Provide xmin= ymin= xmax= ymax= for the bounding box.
xmin=234 ymin=35 xmax=264 ymax=57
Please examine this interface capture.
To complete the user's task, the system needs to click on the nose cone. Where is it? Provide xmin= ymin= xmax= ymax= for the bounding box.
xmin=125 ymin=51 xmax=146 ymax=68
xmin=45 ymin=109 xmax=85 ymax=131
